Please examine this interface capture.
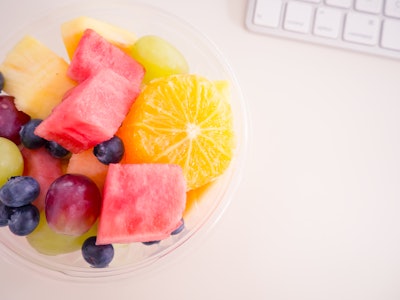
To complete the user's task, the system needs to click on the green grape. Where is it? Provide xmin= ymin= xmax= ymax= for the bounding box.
xmin=0 ymin=137 xmax=24 ymax=187
xmin=129 ymin=35 xmax=189 ymax=83
xmin=26 ymin=211 xmax=98 ymax=256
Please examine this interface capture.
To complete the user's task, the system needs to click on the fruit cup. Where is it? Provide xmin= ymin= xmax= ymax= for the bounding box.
xmin=0 ymin=1 xmax=249 ymax=281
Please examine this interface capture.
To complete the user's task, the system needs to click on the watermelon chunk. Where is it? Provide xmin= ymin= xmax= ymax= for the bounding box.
xmin=35 ymin=68 xmax=139 ymax=153
xmin=68 ymin=28 xmax=144 ymax=85
xmin=96 ymin=163 xmax=186 ymax=245
xmin=21 ymin=147 xmax=64 ymax=211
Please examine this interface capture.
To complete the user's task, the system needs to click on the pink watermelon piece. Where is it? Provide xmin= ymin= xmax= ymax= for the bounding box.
xmin=35 ymin=68 xmax=139 ymax=153
xmin=68 ymin=28 xmax=144 ymax=85
xmin=96 ymin=163 xmax=187 ymax=245
xmin=21 ymin=147 xmax=63 ymax=211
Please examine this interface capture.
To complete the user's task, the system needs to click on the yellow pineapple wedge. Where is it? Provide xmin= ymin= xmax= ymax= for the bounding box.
xmin=0 ymin=36 xmax=76 ymax=119
xmin=61 ymin=16 xmax=137 ymax=60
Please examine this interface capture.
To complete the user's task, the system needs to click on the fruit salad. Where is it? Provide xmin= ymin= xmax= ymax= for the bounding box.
xmin=0 ymin=16 xmax=234 ymax=269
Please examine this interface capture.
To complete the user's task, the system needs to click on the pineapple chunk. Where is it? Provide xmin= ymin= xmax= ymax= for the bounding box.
xmin=0 ymin=36 xmax=76 ymax=119
xmin=61 ymin=16 xmax=137 ymax=59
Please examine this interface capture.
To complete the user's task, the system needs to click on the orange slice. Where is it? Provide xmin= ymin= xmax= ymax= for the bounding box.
xmin=117 ymin=74 xmax=235 ymax=190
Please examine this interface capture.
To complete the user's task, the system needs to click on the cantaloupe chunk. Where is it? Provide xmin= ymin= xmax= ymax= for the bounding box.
xmin=0 ymin=36 xmax=76 ymax=119
xmin=61 ymin=16 xmax=137 ymax=59
xmin=66 ymin=148 xmax=109 ymax=192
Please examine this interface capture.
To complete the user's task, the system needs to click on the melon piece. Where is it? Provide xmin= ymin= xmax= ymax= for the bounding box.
xmin=21 ymin=147 xmax=64 ymax=211
xmin=35 ymin=68 xmax=139 ymax=153
xmin=66 ymin=148 xmax=109 ymax=192
xmin=68 ymin=29 xmax=144 ymax=85
xmin=61 ymin=16 xmax=137 ymax=60
xmin=0 ymin=36 xmax=76 ymax=119
xmin=96 ymin=163 xmax=186 ymax=245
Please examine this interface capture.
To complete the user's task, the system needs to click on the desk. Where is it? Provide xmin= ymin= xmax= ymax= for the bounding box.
xmin=1 ymin=0 xmax=400 ymax=299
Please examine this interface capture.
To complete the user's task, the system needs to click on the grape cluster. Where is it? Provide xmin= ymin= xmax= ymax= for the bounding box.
xmin=0 ymin=68 xmax=188 ymax=269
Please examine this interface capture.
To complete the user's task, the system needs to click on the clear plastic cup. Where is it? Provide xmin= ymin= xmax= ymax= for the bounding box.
xmin=0 ymin=0 xmax=249 ymax=281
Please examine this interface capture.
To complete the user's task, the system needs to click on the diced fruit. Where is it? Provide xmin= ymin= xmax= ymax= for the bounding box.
xmin=0 ymin=16 xmax=234 ymax=268
xmin=96 ymin=163 xmax=186 ymax=244
xmin=117 ymin=74 xmax=235 ymax=191
xmin=0 ymin=137 xmax=23 ymax=187
xmin=21 ymin=147 xmax=64 ymax=211
xmin=0 ymin=176 xmax=40 ymax=208
xmin=66 ymin=148 xmax=109 ymax=192
xmin=61 ymin=16 xmax=137 ymax=60
xmin=0 ymin=95 xmax=30 ymax=145
xmin=93 ymin=135 xmax=124 ymax=165
xmin=8 ymin=204 xmax=40 ymax=236
xmin=68 ymin=29 xmax=144 ymax=85
xmin=26 ymin=212 xmax=98 ymax=256
xmin=20 ymin=119 xmax=47 ymax=149
xmin=45 ymin=174 xmax=101 ymax=236
xmin=129 ymin=35 xmax=189 ymax=83
xmin=0 ymin=36 xmax=76 ymax=119
xmin=35 ymin=68 xmax=140 ymax=154
xmin=81 ymin=236 xmax=114 ymax=268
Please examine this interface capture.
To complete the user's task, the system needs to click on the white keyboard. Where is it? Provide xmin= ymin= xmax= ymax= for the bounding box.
xmin=245 ymin=0 xmax=400 ymax=60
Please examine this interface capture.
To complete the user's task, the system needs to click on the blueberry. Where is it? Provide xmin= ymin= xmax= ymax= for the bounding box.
xmin=8 ymin=204 xmax=40 ymax=236
xmin=82 ymin=236 xmax=114 ymax=268
xmin=0 ymin=72 xmax=4 ymax=91
xmin=20 ymin=119 xmax=47 ymax=149
xmin=142 ymin=240 xmax=161 ymax=246
xmin=0 ymin=202 xmax=9 ymax=227
xmin=45 ymin=141 xmax=70 ymax=159
xmin=0 ymin=176 xmax=40 ymax=207
xmin=93 ymin=136 xmax=124 ymax=165
xmin=171 ymin=219 xmax=185 ymax=235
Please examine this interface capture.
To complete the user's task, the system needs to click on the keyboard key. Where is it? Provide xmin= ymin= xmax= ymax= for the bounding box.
xmin=355 ymin=0 xmax=383 ymax=14
xmin=326 ymin=0 xmax=353 ymax=8
xmin=283 ymin=1 xmax=314 ymax=33
xmin=384 ymin=0 xmax=400 ymax=18
xmin=313 ymin=7 xmax=343 ymax=38
xmin=381 ymin=19 xmax=400 ymax=50
xmin=253 ymin=0 xmax=283 ymax=28
xmin=343 ymin=12 xmax=380 ymax=45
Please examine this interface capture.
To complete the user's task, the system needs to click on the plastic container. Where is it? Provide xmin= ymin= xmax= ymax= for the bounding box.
xmin=0 ymin=0 xmax=249 ymax=281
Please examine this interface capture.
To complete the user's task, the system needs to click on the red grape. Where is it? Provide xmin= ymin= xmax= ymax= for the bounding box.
xmin=45 ymin=174 xmax=101 ymax=236
xmin=0 ymin=95 xmax=30 ymax=144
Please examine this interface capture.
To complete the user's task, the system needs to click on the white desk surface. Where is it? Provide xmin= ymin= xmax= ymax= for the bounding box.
xmin=1 ymin=0 xmax=400 ymax=299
